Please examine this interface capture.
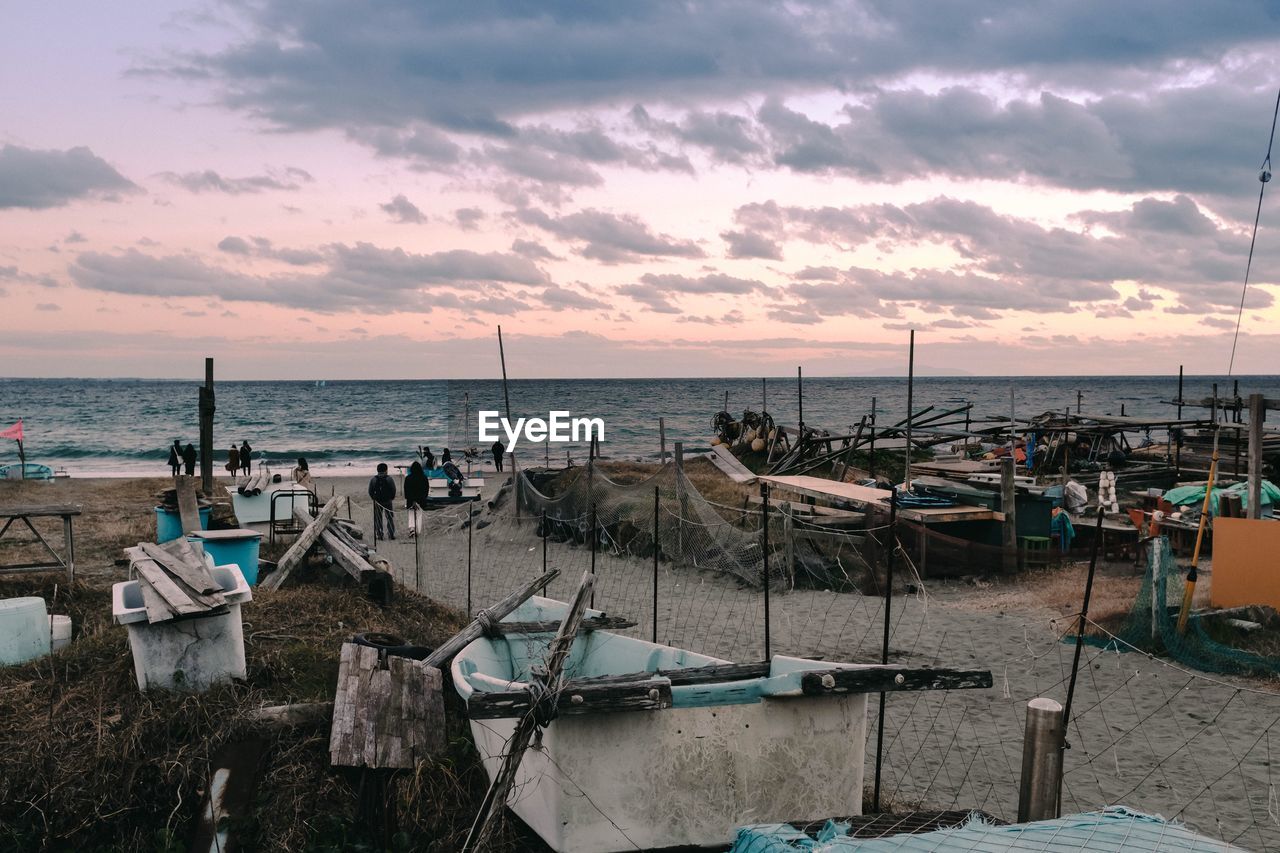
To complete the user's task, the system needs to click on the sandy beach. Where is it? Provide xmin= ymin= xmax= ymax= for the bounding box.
xmin=3 ymin=469 xmax=1277 ymax=849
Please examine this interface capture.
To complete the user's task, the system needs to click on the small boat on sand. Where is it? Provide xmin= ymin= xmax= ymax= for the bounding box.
xmin=0 ymin=462 xmax=55 ymax=480
xmin=452 ymin=597 xmax=991 ymax=852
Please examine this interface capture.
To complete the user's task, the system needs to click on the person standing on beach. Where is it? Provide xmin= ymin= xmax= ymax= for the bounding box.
xmin=368 ymin=462 xmax=397 ymax=540
xmin=491 ymin=439 xmax=505 ymax=472
xmin=225 ymin=444 xmax=240 ymax=478
xmin=167 ymin=440 xmax=182 ymax=477
xmin=419 ymin=445 xmax=436 ymax=470
xmin=440 ymin=447 xmax=452 ymax=465
xmin=293 ymin=457 xmax=314 ymax=490
xmin=239 ymin=441 xmax=252 ymax=475
xmin=181 ymin=443 xmax=197 ymax=476
xmin=404 ymin=460 xmax=429 ymax=537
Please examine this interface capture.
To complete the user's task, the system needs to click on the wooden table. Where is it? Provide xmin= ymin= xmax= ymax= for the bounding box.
xmin=0 ymin=504 xmax=81 ymax=581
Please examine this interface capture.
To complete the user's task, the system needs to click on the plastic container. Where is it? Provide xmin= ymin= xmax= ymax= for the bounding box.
xmin=185 ymin=529 xmax=263 ymax=585
xmin=112 ymin=564 xmax=252 ymax=691
xmin=49 ymin=615 xmax=72 ymax=651
xmin=154 ymin=506 xmax=211 ymax=543
xmin=0 ymin=597 xmax=50 ymax=665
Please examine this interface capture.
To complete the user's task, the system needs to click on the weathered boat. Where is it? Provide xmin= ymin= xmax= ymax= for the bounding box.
xmin=0 ymin=462 xmax=55 ymax=480
xmin=452 ymin=596 xmax=991 ymax=852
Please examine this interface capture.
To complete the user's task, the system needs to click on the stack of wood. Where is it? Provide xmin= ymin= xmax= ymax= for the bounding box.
xmin=124 ymin=539 xmax=228 ymax=624
xmin=259 ymin=497 xmax=391 ymax=591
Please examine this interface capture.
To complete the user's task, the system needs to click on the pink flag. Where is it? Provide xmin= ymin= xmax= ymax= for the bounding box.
xmin=0 ymin=419 xmax=22 ymax=442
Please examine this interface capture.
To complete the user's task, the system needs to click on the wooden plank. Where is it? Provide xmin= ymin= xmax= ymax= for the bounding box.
xmin=467 ymin=677 xmax=673 ymax=719
xmin=0 ymin=505 xmax=83 ymax=518
xmin=707 ymin=445 xmax=757 ymax=484
xmin=175 ymin=475 xmax=203 ymax=535
xmin=490 ymin=615 xmax=637 ymax=635
xmin=800 ymin=666 xmax=993 ymax=696
xmin=138 ymin=577 xmax=178 ymax=623
xmin=142 ymin=541 xmax=219 ymax=595
xmin=128 ymin=545 xmax=225 ymax=610
xmin=329 ymin=643 xmax=447 ymax=769
xmin=259 ymin=498 xmax=343 ymax=591
xmin=420 ymin=569 xmax=560 ymax=669
xmin=759 ymin=474 xmax=1004 ymax=525
xmin=125 ymin=546 xmax=206 ymax=617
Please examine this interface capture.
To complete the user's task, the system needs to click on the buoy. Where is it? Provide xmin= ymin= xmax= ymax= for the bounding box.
xmin=768 ymin=429 xmax=777 ymax=441
xmin=710 ymin=437 xmax=721 ymax=446
xmin=751 ymin=438 xmax=765 ymax=452
xmin=743 ymin=429 xmax=757 ymax=443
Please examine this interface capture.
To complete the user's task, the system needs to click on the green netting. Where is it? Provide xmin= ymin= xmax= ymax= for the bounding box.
xmin=1088 ymin=535 xmax=1280 ymax=676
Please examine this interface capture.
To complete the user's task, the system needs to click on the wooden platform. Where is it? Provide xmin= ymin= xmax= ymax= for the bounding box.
xmin=758 ymin=475 xmax=1004 ymax=525
xmin=706 ymin=445 xmax=757 ymax=484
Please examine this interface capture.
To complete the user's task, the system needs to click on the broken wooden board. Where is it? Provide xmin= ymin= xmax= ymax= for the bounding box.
xmin=175 ymin=475 xmax=203 ymax=535
xmin=707 ymin=444 xmax=758 ymax=484
xmin=467 ymin=676 xmax=673 ymax=719
xmin=328 ymin=643 xmax=445 ymax=769
xmin=125 ymin=545 xmax=227 ymax=623
xmin=141 ymin=541 xmax=219 ymax=595
xmin=799 ymin=666 xmax=993 ymax=696
xmin=489 ymin=614 xmax=637 ymax=635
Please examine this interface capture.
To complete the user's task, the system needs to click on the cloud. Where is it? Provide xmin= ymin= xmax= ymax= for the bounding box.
xmin=721 ymin=229 xmax=782 ymax=260
xmin=538 ymin=283 xmax=610 ymax=311
xmin=510 ymin=239 xmax=560 ymax=261
xmin=380 ymin=194 xmax=426 ymax=224
xmin=455 ymin=207 xmax=485 ymax=230
xmin=0 ymin=144 xmax=137 ymax=209
xmin=617 ymin=283 xmax=681 ymax=314
xmin=70 ymin=242 xmax=549 ymax=312
xmin=158 ymin=166 xmax=312 ymax=194
xmin=34 ymin=303 xmax=60 ymax=311
xmin=515 ymin=207 xmax=704 ymax=264
xmin=217 ymin=235 xmax=325 ymax=265
xmin=638 ymin=272 xmax=763 ymax=295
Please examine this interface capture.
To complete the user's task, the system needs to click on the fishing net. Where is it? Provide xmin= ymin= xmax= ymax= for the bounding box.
xmin=1088 ymin=535 xmax=1280 ymax=677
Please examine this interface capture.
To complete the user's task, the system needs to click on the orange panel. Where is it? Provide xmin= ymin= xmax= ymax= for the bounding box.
xmin=1209 ymin=518 xmax=1280 ymax=609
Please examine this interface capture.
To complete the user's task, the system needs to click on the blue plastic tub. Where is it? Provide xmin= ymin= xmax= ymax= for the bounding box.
xmin=186 ymin=530 xmax=263 ymax=585
xmin=154 ymin=506 xmax=211 ymax=543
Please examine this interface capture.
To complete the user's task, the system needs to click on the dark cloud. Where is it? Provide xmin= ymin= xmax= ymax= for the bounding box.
xmin=217 ymin=235 xmax=325 ymax=265
xmin=380 ymin=194 xmax=426 ymax=224
xmin=158 ymin=166 xmax=312 ymax=194
xmin=638 ymin=272 xmax=762 ymax=295
xmin=510 ymin=239 xmax=560 ymax=261
xmin=515 ymin=207 xmax=704 ymax=264
xmin=721 ymin=229 xmax=783 ymax=260
xmin=0 ymin=264 xmax=58 ymax=288
xmin=538 ymin=283 xmax=610 ymax=311
xmin=0 ymin=144 xmax=137 ymax=209
xmin=70 ymin=242 xmax=548 ymax=312
xmin=617 ymin=283 xmax=681 ymax=314
xmin=455 ymin=207 xmax=485 ymax=230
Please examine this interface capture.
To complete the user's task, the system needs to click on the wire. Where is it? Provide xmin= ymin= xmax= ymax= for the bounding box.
xmin=1227 ymin=87 xmax=1280 ymax=376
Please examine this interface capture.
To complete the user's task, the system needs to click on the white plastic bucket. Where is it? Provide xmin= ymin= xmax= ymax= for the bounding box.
xmin=49 ymin=615 xmax=72 ymax=651
xmin=0 ymin=597 xmax=51 ymax=665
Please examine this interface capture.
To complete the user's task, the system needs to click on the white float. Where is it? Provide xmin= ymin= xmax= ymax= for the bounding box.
xmin=0 ymin=597 xmax=51 ymax=665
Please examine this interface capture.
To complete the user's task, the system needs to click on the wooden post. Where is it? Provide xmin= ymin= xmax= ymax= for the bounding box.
xmin=904 ymin=330 xmax=915 ymax=491
xmin=868 ymin=396 xmax=877 ymax=481
xmin=199 ymin=357 xmax=215 ymax=494
xmin=1018 ymin=697 xmax=1064 ymax=821
xmin=1248 ymin=394 xmax=1265 ymax=520
xmin=761 ymin=482 xmax=771 ymax=661
xmin=797 ymin=366 xmax=804 ymax=433
xmin=261 ymin=497 xmax=342 ymax=591
xmin=1001 ymin=457 xmax=1018 ymax=573
xmin=674 ymin=442 xmax=686 ymax=564
xmin=872 ymin=489 xmax=899 ymax=813
xmin=497 ymin=325 xmax=512 ymax=424
xmin=1175 ymin=366 xmax=1184 ymax=476
xmin=658 ymin=417 xmax=667 ymax=464
xmin=653 ymin=486 xmax=659 ymax=644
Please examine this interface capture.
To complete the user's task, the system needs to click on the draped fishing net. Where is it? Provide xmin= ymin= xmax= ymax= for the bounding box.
xmin=1090 ymin=535 xmax=1280 ymax=677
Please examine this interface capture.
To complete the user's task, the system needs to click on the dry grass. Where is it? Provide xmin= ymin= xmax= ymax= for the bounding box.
xmin=0 ymin=477 xmax=543 ymax=852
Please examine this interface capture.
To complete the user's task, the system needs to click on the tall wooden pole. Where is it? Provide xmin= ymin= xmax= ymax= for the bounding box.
xmin=904 ymin=331 xmax=915 ymax=491
xmin=199 ymin=357 xmax=215 ymax=494
xmin=658 ymin=417 xmax=667 ymax=464
xmin=797 ymin=366 xmax=804 ymax=433
xmin=1001 ymin=457 xmax=1018 ymax=573
xmin=761 ymin=482 xmax=771 ymax=661
xmin=872 ymin=490 xmax=899 ymax=813
xmin=868 ymin=396 xmax=877 ymax=481
xmin=497 ymin=325 xmax=512 ymax=423
xmin=1248 ymin=394 xmax=1265 ymax=520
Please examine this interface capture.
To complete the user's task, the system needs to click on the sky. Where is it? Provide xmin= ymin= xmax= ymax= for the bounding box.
xmin=2 ymin=1 xmax=1280 ymax=379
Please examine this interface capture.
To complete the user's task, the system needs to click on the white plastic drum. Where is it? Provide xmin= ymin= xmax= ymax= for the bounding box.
xmin=0 ymin=597 xmax=51 ymax=665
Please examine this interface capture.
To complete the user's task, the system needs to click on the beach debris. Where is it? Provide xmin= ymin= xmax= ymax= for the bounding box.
xmin=420 ymin=568 xmax=560 ymax=670
xmin=259 ymin=497 xmax=343 ymax=591
xmin=462 ymin=569 xmax=595 ymax=853
xmin=124 ymin=540 xmax=227 ymax=623
xmin=328 ymin=642 xmax=445 ymax=769
xmin=189 ymin=737 xmax=265 ymax=853
xmin=0 ymin=597 xmax=52 ymax=665
xmin=175 ymin=475 xmax=203 ymax=535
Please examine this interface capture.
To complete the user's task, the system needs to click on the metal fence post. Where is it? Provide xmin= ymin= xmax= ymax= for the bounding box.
xmin=466 ymin=499 xmax=474 ymax=615
xmin=653 ymin=485 xmax=660 ymax=644
xmin=761 ymin=482 xmax=771 ymax=661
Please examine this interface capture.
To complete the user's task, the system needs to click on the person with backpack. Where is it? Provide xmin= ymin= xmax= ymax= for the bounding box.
xmin=167 ymin=440 xmax=182 ymax=477
xmin=368 ymin=462 xmax=397 ymax=540
xmin=239 ymin=440 xmax=252 ymax=475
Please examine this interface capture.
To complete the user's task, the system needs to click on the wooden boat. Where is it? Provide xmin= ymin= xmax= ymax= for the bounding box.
xmin=452 ymin=597 xmax=991 ymax=853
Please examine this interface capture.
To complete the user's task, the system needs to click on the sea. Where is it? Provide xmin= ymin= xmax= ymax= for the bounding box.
xmin=1 ymin=375 xmax=1277 ymax=477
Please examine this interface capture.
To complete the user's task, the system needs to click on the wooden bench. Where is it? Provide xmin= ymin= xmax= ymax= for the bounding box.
xmin=0 ymin=504 xmax=81 ymax=582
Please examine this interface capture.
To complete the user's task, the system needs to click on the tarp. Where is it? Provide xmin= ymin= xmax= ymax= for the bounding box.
xmin=729 ymin=807 xmax=1246 ymax=852
xmin=0 ymin=419 xmax=22 ymax=442
xmin=1164 ymin=479 xmax=1280 ymax=516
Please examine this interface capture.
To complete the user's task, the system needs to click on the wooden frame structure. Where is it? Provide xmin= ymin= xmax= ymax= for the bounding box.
xmin=0 ymin=504 xmax=80 ymax=582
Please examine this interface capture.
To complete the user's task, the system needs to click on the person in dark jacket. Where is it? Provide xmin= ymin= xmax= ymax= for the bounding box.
xmin=239 ymin=441 xmax=252 ymax=475
xmin=167 ymin=440 xmax=182 ymax=477
xmin=181 ymin=443 xmax=197 ymax=476
xmin=368 ymin=462 xmax=397 ymax=540
xmin=403 ymin=460 xmax=430 ymax=537
xmin=440 ymin=447 xmax=452 ymax=465
xmin=419 ymin=445 xmax=436 ymax=470
xmin=226 ymin=444 xmax=240 ymax=478
xmin=491 ymin=439 xmax=505 ymax=472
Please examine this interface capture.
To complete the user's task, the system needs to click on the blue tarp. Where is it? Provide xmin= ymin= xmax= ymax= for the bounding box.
xmin=1164 ymin=479 xmax=1280 ymax=517
xmin=729 ymin=807 xmax=1246 ymax=852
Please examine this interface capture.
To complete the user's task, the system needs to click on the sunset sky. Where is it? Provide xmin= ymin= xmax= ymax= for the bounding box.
xmin=2 ymin=1 xmax=1279 ymax=378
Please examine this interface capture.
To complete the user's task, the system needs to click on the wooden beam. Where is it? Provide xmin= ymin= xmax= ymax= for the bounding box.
xmin=467 ymin=676 xmax=673 ymax=719
xmin=1248 ymin=394 xmax=1265 ymax=520
xmin=329 ymin=643 xmax=446 ymax=769
xmin=489 ymin=614 xmax=637 ymax=635
xmin=1001 ymin=457 xmax=1018 ymax=573
xmin=175 ymin=475 xmax=203 ymax=535
xmin=800 ymin=666 xmax=993 ymax=696
xmin=140 ymin=541 xmax=218 ymax=595
xmin=259 ymin=497 xmax=343 ymax=591
xmin=420 ymin=569 xmax=561 ymax=670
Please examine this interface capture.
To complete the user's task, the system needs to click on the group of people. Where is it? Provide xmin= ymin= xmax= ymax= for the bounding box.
xmin=165 ymin=440 xmax=254 ymax=478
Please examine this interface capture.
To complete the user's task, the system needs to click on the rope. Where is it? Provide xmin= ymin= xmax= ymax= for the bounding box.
xmin=1228 ymin=86 xmax=1280 ymax=376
